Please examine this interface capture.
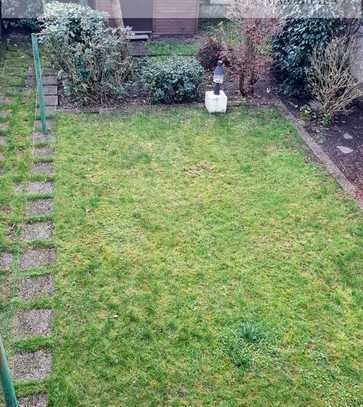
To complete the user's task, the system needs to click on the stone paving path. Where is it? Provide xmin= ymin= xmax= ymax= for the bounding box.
xmin=0 ymin=43 xmax=58 ymax=406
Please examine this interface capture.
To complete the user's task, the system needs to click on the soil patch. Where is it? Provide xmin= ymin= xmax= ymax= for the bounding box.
xmin=283 ymin=99 xmax=363 ymax=197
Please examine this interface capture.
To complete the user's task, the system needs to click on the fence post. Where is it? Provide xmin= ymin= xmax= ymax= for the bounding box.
xmin=0 ymin=337 xmax=18 ymax=407
xmin=31 ymin=34 xmax=48 ymax=135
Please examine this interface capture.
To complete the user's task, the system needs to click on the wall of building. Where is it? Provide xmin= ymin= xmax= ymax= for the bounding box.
xmin=352 ymin=26 xmax=363 ymax=102
xmin=199 ymin=0 xmax=230 ymax=19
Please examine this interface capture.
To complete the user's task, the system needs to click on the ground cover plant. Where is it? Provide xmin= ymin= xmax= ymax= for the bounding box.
xmin=50 ymin=107 xmax=362 ymax=406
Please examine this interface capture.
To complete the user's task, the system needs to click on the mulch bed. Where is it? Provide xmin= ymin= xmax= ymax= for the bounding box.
xmin=283 ymin=98 xmax=363 ymax=197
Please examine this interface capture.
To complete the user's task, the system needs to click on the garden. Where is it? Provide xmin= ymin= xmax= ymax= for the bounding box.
xmin=0 ymin=1 xmax=362 ymax=406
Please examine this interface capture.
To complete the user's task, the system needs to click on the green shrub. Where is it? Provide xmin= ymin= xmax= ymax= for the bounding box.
xmin=197 ymin=36 xmax=224 ymax=71
xmin=142 ymin=57 xmax=204 ymax=104
xmin=39 ymin=1 xmax=132 ymax=105
xmin=272 ymin=18 xmax=346 ymax=96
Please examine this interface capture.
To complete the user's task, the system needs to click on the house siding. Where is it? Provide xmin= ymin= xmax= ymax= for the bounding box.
xmin=199 ymin=0 xmax=230 ymax=18
xmin=153 ymin=0 xmax=199 ymax=35
xmin=352 ymin=26 xmax=363 ymax=102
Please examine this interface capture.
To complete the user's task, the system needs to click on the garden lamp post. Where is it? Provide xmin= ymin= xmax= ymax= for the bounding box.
xmin=213 ymin=61 xmax=225 ymax=96
xmin=205 ymin=60 xmax=227 ymax=113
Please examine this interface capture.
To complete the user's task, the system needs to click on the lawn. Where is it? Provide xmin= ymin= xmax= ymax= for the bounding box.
xmin=49 ymin=106 xmax=363 ymax=406
xmin=144 ymin=40 xmax=200 ymax=56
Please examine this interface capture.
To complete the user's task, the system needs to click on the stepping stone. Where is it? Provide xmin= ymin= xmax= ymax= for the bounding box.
xmin=19 ymin=248 xmax=56 ymax=270
xmin=31 ymin=162 xmax=54 ymax=176
xmin=35 ymin=120 xmax=54 ymax=131
xmin=43 ymin=85 xmax=58 ymax=95
xmin=18 ymin=274 xmax=54 ymax=300
xmin=0 ymin=152 xmax=5 ymax=161
xmin=33 ymin=146 xmax=54 ymax=158
xmin=0 ymin=252 xmax=12 ymax=270
xmin=337 ymin=145 xmax=353 ymax=154
xmin=42 ymin=76 xmax=57 ymax=86
xmin=343 ymin=132 xmax=353 ymax=140
xmin=0 ymin=136 xmax=7 ymax=145
xmin=32 ymin=132 xmax=55 ymax=144
xmin=14 ymin=309 xmax=52 ymax=338
xmin=25 ymin=199 xmax=53 ymax=216
xmin=0 ymin=97 xmax=12 ymax=105
xmin=27 ymin=181 xmax=54 ymax=194
xmin=18 ymin=393 xmax=48 ymax=407
xmin=12 ymin=349 xmax=51 ymax=380
xmin=0 ymin=110 xmax=11 ymax=119
xmin=0 ymin=123 xmax=9 ymax=133
xmin=19 ymin=221 xmax=53 ymax=241
xmin=15 ymin=183 xmax=25 ymax=193
xmin=37 ymin=106 xmax=57 ymax=116
xmin=43 ymin=95 xmax=58 ymax=107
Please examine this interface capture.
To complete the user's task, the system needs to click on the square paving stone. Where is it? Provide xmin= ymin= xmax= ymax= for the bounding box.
xmin=43 ymin=85 xmax=58 ymax=95
xmin=31 ymin=162 xmax=54 ymax=176
xmin=0 ymin=97 xmax=12 ymax=104
xmin=0 ymin=136 xmax=7 ymax=145
xmin=19 ymin=248 xmax=56 ymax=270
xmin=33 ymin=146 xmax=54 ymax=158
xmin=20 ymin=221 xmax=53 ymax=241
xmin=28 ymin=181 xmax=54 ymax=194
xmin=0 ymin=122 xmax=9 ymax=132
xmin=25 ymin=199 xmax=53 ymax=216
xmin=0 ymin=110 xmax=11 ymax=119
xmin=32 ymin=132 xmax=55 ymax=144
xmin=42 ymin=95 xmax=58 ymax=107
xmin=18 ymin=394 xmax=48 ymax=407
xmin=12 ymin=349 xmax=52 ymax=380
xmin=42 ymin=76 xmax=57 ymax=86
xmin=35 ymin=120 xmax=54 ymax=131
xmin=14 ymin=309 xmax=53 ymax=338
xmin=18 ymin=274 xmax=54 ymax=300
xmin=0 ymin=252 xmax=12 ymax=270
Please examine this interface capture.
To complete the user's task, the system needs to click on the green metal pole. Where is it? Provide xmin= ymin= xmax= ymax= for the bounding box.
xmin=0 ymin=337 xmax=18 ymax=407
xmin=31 ymin=34 xmax=48 ymax=135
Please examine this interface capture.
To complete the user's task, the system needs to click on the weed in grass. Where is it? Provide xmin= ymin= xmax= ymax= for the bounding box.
xmin=221 ymin=320 xmax=271 ymax=371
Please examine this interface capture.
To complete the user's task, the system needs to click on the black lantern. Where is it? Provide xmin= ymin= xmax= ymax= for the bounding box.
xmin=213 ymin=60 xmax=225 ymax=95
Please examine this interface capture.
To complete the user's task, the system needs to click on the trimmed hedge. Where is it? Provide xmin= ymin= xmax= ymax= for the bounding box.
xmin=142 ymin=57 xmax=204 ymax=104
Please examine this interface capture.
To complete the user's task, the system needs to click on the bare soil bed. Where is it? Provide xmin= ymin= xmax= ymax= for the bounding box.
xmin=283 ymin=98 xmax=363 ymax=197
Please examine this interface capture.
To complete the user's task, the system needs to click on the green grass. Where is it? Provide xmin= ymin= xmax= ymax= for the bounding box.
xmin=145 ymin=40 xmax=200 ymax=56
xmin=50 ymin=107 xmax=362 ymax=406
